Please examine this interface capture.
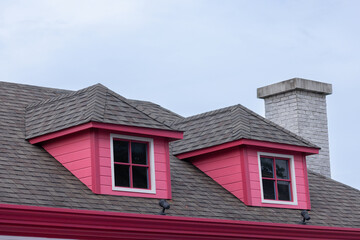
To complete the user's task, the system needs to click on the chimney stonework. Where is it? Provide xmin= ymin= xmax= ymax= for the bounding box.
xmin=257 ymin=78 xmax=332 ymax=178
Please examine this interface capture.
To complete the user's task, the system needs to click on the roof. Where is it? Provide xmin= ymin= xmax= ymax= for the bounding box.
xmin=171 ymin=104 xmax=318 ymax=155
xmin=25 ymin=83 xmax=180 ymax=139
xmin=0 ymin=81 xmax=359 ymax=228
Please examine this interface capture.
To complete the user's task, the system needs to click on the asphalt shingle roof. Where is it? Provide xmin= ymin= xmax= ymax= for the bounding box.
xmin=25 ymin=84 xmax=179 ymax=139
xmin=0 ymin=81 xmax=359 ymax=228
xmin=171 ymin=104 xmax=318 ymax=155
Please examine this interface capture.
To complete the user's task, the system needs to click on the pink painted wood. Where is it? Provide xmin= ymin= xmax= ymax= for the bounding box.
xmin=41 ymin=125 xmax=173 ymax=199
xmin=1 ymin=203 xmax=359 ymax=240
xmin=42 ymin=130 xmax=93 ymax=189
xmin=189 ymin=144 xmax=312 ymax=209
xmin=29 ymin=122 xmax=183 ymax=144
xmin=176 ymin=138 xmax=319 ymax=159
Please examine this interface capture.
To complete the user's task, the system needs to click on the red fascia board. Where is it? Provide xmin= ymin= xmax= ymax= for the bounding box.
xmin=29 ymin=122 xmax=183 ymax=144
xmin=176 ymin=139 xmax=319 ymax=159
xmin=0 ymin=204 xmax=359 ymax=240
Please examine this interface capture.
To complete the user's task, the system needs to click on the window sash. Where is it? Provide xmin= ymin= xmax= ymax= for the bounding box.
xmin=260 ymin=156 xmax=292 ymax=201
xmin=113 ymin=139 xmax=150 ymax=189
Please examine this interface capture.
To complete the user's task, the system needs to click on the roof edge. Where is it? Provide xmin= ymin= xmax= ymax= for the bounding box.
xmin=28 ymin=121 xmax=184 ymax=144
xmin=1 ymin=203 xmax=359 ymax=239
xmin=175 ymin=138 xmax=319 ymax=159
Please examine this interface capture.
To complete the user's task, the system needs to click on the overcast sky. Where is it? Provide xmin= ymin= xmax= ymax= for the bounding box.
xmin=1 ymin=0 xmax=359 ymax=190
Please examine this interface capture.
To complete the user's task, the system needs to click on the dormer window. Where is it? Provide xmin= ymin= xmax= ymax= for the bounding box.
xmin=110 ymin=134 xmax=156 ymax=194
xmin=258 ymin=152 xmax=298 ymax=205
xmin=113 ymin=139 xmax=150 ymax=189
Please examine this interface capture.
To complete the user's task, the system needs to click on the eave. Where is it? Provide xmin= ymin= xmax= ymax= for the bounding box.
xmin=175 ymin=138 xmax=319 ymax=159
xmin=28 ymin=121 xmax=184 ymax=144
xmin=0 ymin=204 xmax=359 ymax=240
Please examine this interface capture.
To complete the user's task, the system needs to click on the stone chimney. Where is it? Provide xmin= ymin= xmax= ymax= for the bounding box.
xmin=257 ymin=78 xmax=332 ymax=178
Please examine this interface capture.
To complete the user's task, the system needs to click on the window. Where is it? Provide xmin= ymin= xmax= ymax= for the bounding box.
xmin=110 ymin=134 xmax=156 ymax=194
xmin=257 ymin=152 xmax=297 ymax=205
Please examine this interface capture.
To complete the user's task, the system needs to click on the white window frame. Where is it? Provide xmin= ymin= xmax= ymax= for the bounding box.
xmin=257 ymin=152 xmax=298 ymax=205
xmin=110 ymin=134 xmax=156 ymax=194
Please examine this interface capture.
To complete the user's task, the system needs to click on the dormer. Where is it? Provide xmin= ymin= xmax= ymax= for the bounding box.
xmin=25 ymin=84 xmax=183 ymax=199
xmin=171 ymin=104 xmax=319 ymax=209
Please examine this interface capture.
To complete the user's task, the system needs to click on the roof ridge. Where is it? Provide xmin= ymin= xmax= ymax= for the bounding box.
xmin=26 ymin=83 xmax=106 ymax=110
xmin=105 ymin=89 xmax=178 ymax=131
xmin=172 ymin=105 xmax=237 ymax=125
xmin=236 ymin=104 xmax=319 ymax=148
xmin=308 ymin=170 xmax=360 ymax=192
xmin=85 ymin=84 xmax=108 ymax=123
xmin=128 ymin=99 xmax=184 ymax=119
xmin=230 ymin=104 xmax=251 ymax=139
xmin=0 ymin=81 xmax=71 ymax=93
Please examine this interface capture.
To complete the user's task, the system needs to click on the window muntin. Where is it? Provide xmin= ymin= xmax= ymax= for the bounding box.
xmin=113 ymin=139 xmax=149 ymax=189
xmin=257 ymin=152 xmax=298 ymax=205
xmin=260 ymin=156 xmax=291 ymax=201
xmin=110 ymin=134 xmax=156 ymax=194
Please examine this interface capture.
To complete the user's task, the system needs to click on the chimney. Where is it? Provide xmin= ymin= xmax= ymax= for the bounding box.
xmin=257 ymin=78 xmax=332 ymax=178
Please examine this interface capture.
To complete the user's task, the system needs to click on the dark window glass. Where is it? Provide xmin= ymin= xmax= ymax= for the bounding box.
xmin=114 ymin=165 xmax=130 ymax=187
xmin=261 ymin=157 xmax=274 ymax=178
xmin=262 ymin=179 xmax=275 ymax=200
xmin=276 ymin=159 xmax=289 ymax=179
xmin=278 ymin=181 xmax=291 ymax=201
xmin=132 ymin=166 xmax=148 ymax=189
xmin=131 ymin=142 xmax=147 ymax=165
xmin=113 ymin=141 xmax=129 ymax=163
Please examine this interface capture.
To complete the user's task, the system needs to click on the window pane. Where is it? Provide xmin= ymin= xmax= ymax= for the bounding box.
xmin=278 ymin=181 xmax=291 ymax=201
xmin=262 ymin=179 xmax=276 ymax=199
xmin=261 ymin=157 xmax=274 ymax=178
xmin=131 ymin=142 xmax=147 ymax=165
xmin=132 ymin=166 xmax=148 ymax=189
xmin=276 ymin=159 xmax=289 ymax=179
xmin=113 ymin=140 xmax=129 ymax=163
xmin=114 ymin=165 xmax=130 ymax=187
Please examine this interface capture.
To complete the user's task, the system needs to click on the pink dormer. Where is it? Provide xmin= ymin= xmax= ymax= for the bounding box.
xmin=25 ymin=84 xmax=183 ymax=199
xmin=171 ymin=105 xmax=319 ymax=209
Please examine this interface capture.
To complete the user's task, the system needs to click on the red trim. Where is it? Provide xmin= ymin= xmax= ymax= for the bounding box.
xmin=303 ymin=153 xmax=312 ymax=209
xmin=176 ymin=139 xmax=319 ymax=159
xmin=241 ymin=147 xmax=251 ymax=205
xmin=29 ymin=122 xmax=183 ymax=144
xmin=90 ymin=129 xmax=100 ymax=194
xmin=164 ymin=140 xmax=172 ymax=199
xmin=0 ymin=204 xmax=359 ymax=240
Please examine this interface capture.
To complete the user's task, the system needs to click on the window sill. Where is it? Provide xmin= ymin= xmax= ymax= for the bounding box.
xmin=261 ymin=199 xmax=298 ymax=205
xmin=112 ymin=186 xmax=156 ymax=194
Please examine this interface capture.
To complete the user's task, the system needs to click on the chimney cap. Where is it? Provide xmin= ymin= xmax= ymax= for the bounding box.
xmin=257 ymin=78 xmax=332 ymax=99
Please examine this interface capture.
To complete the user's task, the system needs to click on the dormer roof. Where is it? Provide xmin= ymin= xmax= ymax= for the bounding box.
xmin=171 ymin=104 xmax=318 ymax=155
xmin=25 ymin=84 xmax=181 ymax=139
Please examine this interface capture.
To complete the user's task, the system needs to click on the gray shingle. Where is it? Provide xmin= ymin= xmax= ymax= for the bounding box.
xmin=170 ymin=104 xmax=318 ymax=155
xmin=25 ymin=84 xmax=180 ymax=139
xmin=0 ymin=81 xmax=359 ymax=229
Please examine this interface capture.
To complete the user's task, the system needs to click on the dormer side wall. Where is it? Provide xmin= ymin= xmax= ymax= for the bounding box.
xmin=42 ymin=130 xmax=93 ymax=190
xmin=38 ymin=124 xmax=175 ymax=199
xmin=190 ymin=147 xmax=244 ymax=201
xmin=187 ymin=143 xmax=312 ymax=209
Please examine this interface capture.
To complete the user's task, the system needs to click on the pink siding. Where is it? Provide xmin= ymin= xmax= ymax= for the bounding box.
xmin=188 ymin=144 xmax=311 ymax=209
xmin=40 ymin=126 xmax=173 ymax=199
xmin=245 ymin=146 xmax=311 ymax=209
xmin=42 ymin=130 xmax=93 ymax=190
xmin=191 ymin=147 xmax=244 ymax=201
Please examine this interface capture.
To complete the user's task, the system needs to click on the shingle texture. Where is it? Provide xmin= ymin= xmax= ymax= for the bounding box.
xmin=171 ymin=104 xmax=318 ymax=155
xmin=0 ymin=81 xmax=359 ymax=228
xmin=25 ymin=84 xmax=179 ymax=139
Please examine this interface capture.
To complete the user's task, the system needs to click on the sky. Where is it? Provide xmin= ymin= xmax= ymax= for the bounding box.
xmin=0 ymin=0 xmax=359 ymax=190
